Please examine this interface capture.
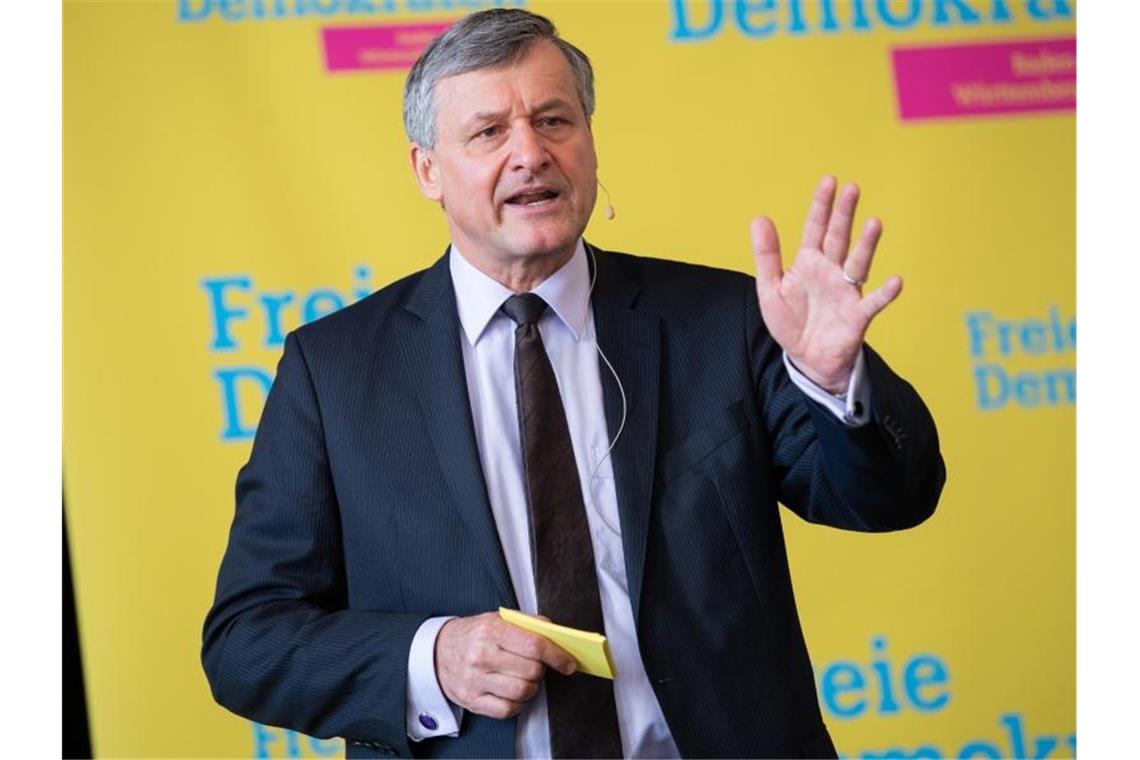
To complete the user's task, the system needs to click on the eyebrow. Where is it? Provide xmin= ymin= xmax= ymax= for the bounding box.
xmin=464 ymin=98 xmax=575 ymax=128
xmin=531 ymin=98 xmax=575 ymax=115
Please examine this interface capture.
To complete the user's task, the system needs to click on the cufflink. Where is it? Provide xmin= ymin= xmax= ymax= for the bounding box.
xmin=418 ymin=712 xmax=439 ymax=731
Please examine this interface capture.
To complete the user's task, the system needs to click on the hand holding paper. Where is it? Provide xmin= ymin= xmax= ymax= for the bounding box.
xmin=499 ymin=608 xmax=617 ymax=680
xmin=434 ymin=612 xmax=577 ymax=720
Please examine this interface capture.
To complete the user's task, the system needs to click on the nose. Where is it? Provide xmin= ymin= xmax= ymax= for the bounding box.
xmin=509 ymin=122 xmax=551 ymax=174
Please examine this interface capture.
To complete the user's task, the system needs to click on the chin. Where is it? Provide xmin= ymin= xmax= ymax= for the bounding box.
xmin=505 ymin=225 xmax=580 ymax=261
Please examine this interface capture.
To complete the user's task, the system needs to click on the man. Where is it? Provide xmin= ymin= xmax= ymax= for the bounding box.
xmin=202 ymin=9 xmax=944 ymax=759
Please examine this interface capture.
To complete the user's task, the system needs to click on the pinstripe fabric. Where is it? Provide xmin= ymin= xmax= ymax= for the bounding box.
xmin=202 ymin=245 xmax=945 ymax=759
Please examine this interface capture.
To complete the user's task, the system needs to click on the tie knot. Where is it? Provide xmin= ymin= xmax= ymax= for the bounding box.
xmin=500 ymin=293 xmax=548 ymax=327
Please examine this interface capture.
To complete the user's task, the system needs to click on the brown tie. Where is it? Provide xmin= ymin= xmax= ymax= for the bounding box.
xmin=499 ymin=293 xmax=624 ymax=759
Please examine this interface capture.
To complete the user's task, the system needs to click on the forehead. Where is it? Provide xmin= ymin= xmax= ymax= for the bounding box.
xmin=433 ymin=41 xmax=581 ymax=125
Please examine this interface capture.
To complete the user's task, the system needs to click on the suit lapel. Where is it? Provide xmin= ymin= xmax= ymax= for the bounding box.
xmin=589 ymin=245 xmax=661 ymax=625
xmin=402 ymin=253 xmax=518 ymax=608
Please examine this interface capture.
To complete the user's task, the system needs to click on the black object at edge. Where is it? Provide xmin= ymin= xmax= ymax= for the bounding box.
xmin=64 ymin=497 xmax=93 ymax=759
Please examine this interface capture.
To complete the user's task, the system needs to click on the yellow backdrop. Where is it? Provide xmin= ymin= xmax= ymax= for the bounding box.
xmin=64 ymin=1 xmax=1075 ymax=757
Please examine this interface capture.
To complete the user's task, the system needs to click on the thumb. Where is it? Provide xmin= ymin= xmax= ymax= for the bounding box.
xmin=750 ymin=216 xmax=783 ymax=291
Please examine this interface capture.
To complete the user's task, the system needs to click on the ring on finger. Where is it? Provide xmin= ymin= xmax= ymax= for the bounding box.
xmin=842 ymin=271 xmax=865 ymax=287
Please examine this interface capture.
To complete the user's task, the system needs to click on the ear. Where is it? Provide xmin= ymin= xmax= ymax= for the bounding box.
xmin=409 ymin=143 xmax=442 ymax=202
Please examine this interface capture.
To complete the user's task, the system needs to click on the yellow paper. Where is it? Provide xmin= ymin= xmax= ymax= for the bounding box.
xmin=498 ymin=608 xmax=616 ymax=680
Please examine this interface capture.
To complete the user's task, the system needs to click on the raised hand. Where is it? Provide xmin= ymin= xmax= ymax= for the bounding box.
xmin=435 ymin=612 xmax=577 ymax=719
xmin=751 ymin=176 xmax=903 ymax=393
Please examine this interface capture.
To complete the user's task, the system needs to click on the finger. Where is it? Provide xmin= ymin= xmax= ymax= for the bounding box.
xmin=469 ymin=694 xmax=524 ymax=720
xmin=534 ymin=640 xmax=577 ymax=676
xmin=822 ymin=182 xmax=860 ymax=264
xmin=750 ymin=216 xmax=783 ymax=291
xmin=495 ymin=621 xmax=546 ymax=659
xmin=481 ymin=672 xmax=542 ymax=704
xmin=843 ymin=217 xmax=882 ymax=285
xmin=496 ymin=625 xmax=576 ymax=675
xmin=860 ymin=275 xmax=903 ymax=320
xmin=491 ymin=650 xmax=546 ymax=682
xmin=801 ymin=175 xmax=837 ymax=251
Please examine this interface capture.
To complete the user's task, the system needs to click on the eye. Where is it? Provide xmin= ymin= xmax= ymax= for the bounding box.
xmin=538 ymin=116 xmax=569 ymax=128
xmin=472 ymin=124 xmax=502 ymax=141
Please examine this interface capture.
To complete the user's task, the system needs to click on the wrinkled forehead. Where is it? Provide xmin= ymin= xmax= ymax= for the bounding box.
xmin=432 ymin=41 xmax=583 ymax=126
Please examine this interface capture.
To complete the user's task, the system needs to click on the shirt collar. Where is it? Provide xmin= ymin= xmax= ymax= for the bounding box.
xmin=449 ymin=240 xmax=590 ymax=346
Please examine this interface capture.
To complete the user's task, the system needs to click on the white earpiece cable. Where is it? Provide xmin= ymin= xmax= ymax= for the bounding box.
xmin=585 ymin=243 xmax=628 ymax=482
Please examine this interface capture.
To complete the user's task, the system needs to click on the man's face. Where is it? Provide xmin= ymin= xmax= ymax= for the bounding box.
xmin=410 ymin=40 xmax=598 ymax=275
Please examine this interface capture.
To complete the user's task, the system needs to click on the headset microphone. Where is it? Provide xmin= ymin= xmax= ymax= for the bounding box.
xmin=598 ymin=179 xmax=616 ymax=220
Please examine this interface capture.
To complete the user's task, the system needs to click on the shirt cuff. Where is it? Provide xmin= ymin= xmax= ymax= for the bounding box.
xmin=406 ymin=616 xmax=463 ymax=742
xmin=783 ymin=348 xmax=871 ymax=427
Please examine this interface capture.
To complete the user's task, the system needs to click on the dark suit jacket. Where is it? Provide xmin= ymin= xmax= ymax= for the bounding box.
xmin=202 ymin=246 xmax=945 ymax=759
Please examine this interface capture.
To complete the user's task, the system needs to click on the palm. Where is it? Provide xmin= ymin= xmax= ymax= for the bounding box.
xmin=752 ymin=177 xmax=902 ymax=393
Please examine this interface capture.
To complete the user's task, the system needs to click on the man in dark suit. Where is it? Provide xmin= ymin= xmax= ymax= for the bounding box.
xmin=202 ymin=9 xmax=944 ymax=759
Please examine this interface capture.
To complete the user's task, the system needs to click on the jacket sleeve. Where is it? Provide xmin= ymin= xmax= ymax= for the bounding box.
xmin=745 ymin=277 xmax=947 ymax=531
xmin=201 ymin=331 xmax=428 ymax=756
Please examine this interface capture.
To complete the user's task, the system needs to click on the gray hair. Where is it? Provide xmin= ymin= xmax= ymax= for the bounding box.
xmin=402 ymin=9 xmax=595 ymax=148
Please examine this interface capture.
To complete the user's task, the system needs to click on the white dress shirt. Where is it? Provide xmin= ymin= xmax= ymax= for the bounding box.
xmin=404 ymin=241 xmax=869 ymax=758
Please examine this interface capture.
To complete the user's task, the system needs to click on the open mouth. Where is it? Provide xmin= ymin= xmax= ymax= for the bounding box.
xmin=504 ymin=188 xmax=561 ymax=207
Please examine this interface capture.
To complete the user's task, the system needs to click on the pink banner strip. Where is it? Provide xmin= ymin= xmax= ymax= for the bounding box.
xmin=892 ymin=37 xmax=1075 ymax=122
xmin=323 ymin=22 xmax=453 ymax=73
